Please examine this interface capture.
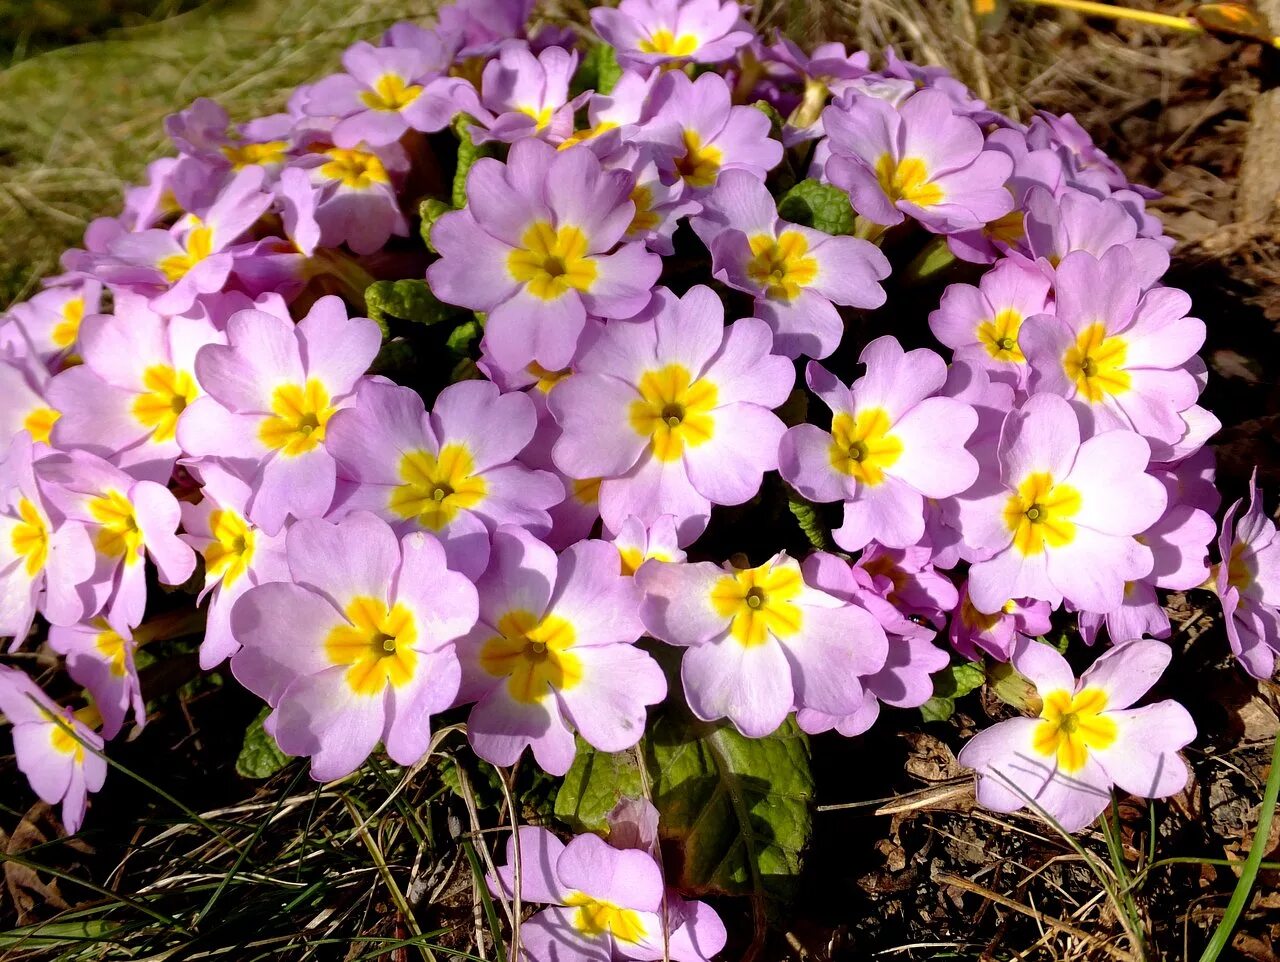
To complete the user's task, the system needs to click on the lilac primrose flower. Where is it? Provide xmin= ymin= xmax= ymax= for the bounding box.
xmin=928 ymin=258 xmax=1052 ymax=389
xmin=0 ymin=351 xmax=59 ymax=450
xmin=779 ymin=337 xmax=979 ymax=552
xmin=1215 ymin=474 xmax=1280 ymax=679
xmin=36 ymin=450 xmax=196 ymax=634
xmin=642 ymin=71 xmax=782 ymax=192
xmin=591 ymin=0 xmax=751 ymax=68
xmin=47 ymin=293 xmax=223 ymax=483
xmin=821 ymin=89 xmax=1013 ymax=232
xmin=230 ymin=513 xmax=476 ymax=780
xmin=180 ymin=463 xmax=289 ymax=669
xmin=326 ymin=378 xmax=564 ymax=579
xmin=949 ymin=583 xmax=1052 ymax=662
xmin=693 ymin=169 xmax=889 ymax=358
xmin=637 ymin=552 xmax=888 ymax=738
xmin=3 ymin=280 xmax=101 ymax=368
xmin=48 ymin=618 xmax=143 ymax=740
xmin=489 ymin=825 xmax=727 ymax=962
xmin=303 ymin=41 xmax=465 ymax=148
xmin=289 ymin=140 xmax=411 ymax=255
xmin=1021 ymin=248 xmax=1205 ymax=450
xmin=453 ymin=525 xmax=664 ymax=775
xmin=611 ymin=514 xmax=685 ymax=575
xmin=0 ymin=434 xmax=95 ymax=642
xmin=95 ymin=167 xmax=274 ymax=316
xmin=549 ymin=286 xmax=795 ymax=545
xmin=428 ymin=138 xmax=661 ymax=373
xmin=473 ymin=42 xmax=583 ymax=143
xmin=957 ymin=638 xmax=1194 ymax=832
xmin=177 ymin=297 xmax=381 ymax=534
xmin=0 ymin=666 xmax=106 ymax=834
xmin=956 ymin=393 xmax=1167 ymax=616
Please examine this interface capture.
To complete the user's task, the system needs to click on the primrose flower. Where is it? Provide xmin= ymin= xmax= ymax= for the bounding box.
xmin=0 ymin=667 xmax=106 ymax=834
xmin=643 ymin=71 xmax=782 ymax=192
xmin=613 ymin=152 xmax=700 ymax=257
xmin=957 ymin=638 xmax=1194 ymax=831
xmin=230 ymin=513 xmax=476 ymax=780
xmin=821 ymin=89 xmax=1013 ymax=232
xmin=178 ymin=296 xmax=381 ymax=534
xmin=290 ymin=140 xmax=411 ymax=255
xmin=0 ymin=351 xmax=59 ymax=450
xmin=554 ymin=70 xmax=656 ymax=158
xmin=779 ymin=337 xmax=979 ymax=552
xmin=957 ymin=393 xmax=1167 ymax=616
xmin=36 ymin=450 xmax=196 ymax=634
xmin=47 ymin=294 xmax=223 ymax=483
xmin=48 ymin=619 xmax=143 ymax=739
xmin=1021 ymin=248 xmax=1205 ymax=450
xmin=637 ymin=552 xmax=888 ymax=738
xmin=611 ymin=514 xmax=685 ymax=575
xmin=928 ymin=258 xmax=1052 ymax=388
xmin=96 ymin=166 xmax=273 ymax=316
xmin=855 ymin=542 xmax=959 ymax=631
xmin=303 ymin=41 xmax=464 ymax=147
xmin=489 ymin=826 xmax=727 ymax=962
xmin=693 ymin=169 xmax=889 ymax=358
xmin=792 ymin=550 xmax=950 ymax=737
xmin=3 ymin=280 xmax=101 ymax=368
xmin=1215 ymin=475 xmax=1280 ymax=679
xmin=591 ymin=0 xmax=751 ymax=68
xmin=0 ymin=434 xmax=95 ymax=642
xmin=428 ymin=138 xmax=661 ymax=373
xmin=453 ymin=526 xmax=664 ymax=775
xmin=326 ymin=378 xmax=564 ymax=578
xmin=180 ymin=464 xmax=289 ymax=669
xmin=549 ymin=286 xmax=795 ymax=545
xmin=949 ymin=584 xmax=1052 ymax=662
xmin=473 ymin=42 xmax=582 ymax=143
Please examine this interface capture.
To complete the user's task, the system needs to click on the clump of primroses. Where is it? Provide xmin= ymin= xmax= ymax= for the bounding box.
xmin=1 ymin=0 xmax=1276 ymax=953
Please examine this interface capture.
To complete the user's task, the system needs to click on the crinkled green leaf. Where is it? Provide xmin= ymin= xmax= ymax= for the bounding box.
xmin=419 ymin=196 xmax=453 ymax=252
xmin=364 ymin=279 xmax=458 ymax=329
xmin=933 ymin=661 xmax=985 ymax=699
xmin=236 ymin=707 xmax=290 ymax=780
xmin=446 ymin=316 xmax=483 ymax=356
xmin=787 ymin=495 xmax=831 ymax=551
xmin=554 ymin=739 xmax=644 ymax=833
xmin=919 ymin=696 xmax=957 ymax=723
xmin=573 ymin=43 xmax=622 ymax=97
xmin=777 ymin=178 xmax=855 ymax=235
xmin=452 ymin=115 xmax=494 ymax=209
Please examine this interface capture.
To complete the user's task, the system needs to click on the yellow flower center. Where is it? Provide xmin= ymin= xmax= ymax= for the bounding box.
xmin=23 ymin=407 xmax=61 ymax=445
xmin=828 ymin=408 xmax=903 ymax=486
xmin=874 ymin=155 xmax=944 ymax=208
xmin=959 ymin=596 xmax=1017 ymax=632
xmin=746 ymin=231 xmax=820 ymax=301
xmin=627 ymin=184 xmax=660 ymax=236
xmin=319 ymin=147 xmax=391 ymax=190
xmin=984 ymin=209 xmax=1025 ymax=246
xmin=1032 ymin=687 xmax=1117 ymax=773
xmin=52 ymin=297 xmax=84 ymax=349
xmin=572 ymin=476 xmax=601 ymax=506
xmin=565 ymin=892 xmax=648 ymax=943
xmin=359 ymin=73 xmax=423 ymax=112
xmin=1002 ymin=471 xmax=1082 ymax=556
xmin=710 ymin=560 xmax=804 ymax=648
xmin=158 ymin=219 xmax=214 ymax=283
xmin=1062 ymin=323 xmax=1130 ymax=403
xmin=977 ymin=308 xmax=1025 ymax=363
xmin=88 ymin=489 xmax=144 ymax=564
xmin=11 ymin=497 xmax=49 ymax=577
xmin=518 ymin=104 xmax=554 ymax=129
xmin=478 ymin=609 xmax=582 ymax=703
xmin=221 ymin=140 xmax=289 ymax=170
xmin=628 ymin=363 xmax=717 ymax=462
xmin=1228 ymin=539 xmax=1253 ymax=592
xmin=93 ymin=620 xmax=130 ymax=678
xmin=637 ymin=28 xmax=699 ymax=56
xmin=674 ymin=130 xmax=723 ymax=189
xmin=324 ymin=596 xmax=419 ymax=696
xmin=388 ymin=444 xmax=488 ymax=531
xmin=527 ymin=362 xmax=572 ymax=394
xmin=259 ymin=379 xmax=336 ymax=456
xmin=558 ymin=121 xmax=619 ymax=151
xmin=507 ymin=223 xmax=598 ymax=301
xmin=43 ymin=710 xmax=85 ymax=763
xmin=131 ymin=364 xmax=198 ymax=443
xmin=203 ymin=509 xmax=256 ymax=588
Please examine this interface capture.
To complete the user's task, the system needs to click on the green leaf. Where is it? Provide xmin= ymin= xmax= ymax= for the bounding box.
xmin=446 ymin=316 xmax=483 ymax=356
xmin=988 ymin=660 xmax=1042 ymax=714
xmin=452 ymin=115 xmax=494 ymax=209
xmin=920 ymin=661 xmax=985 ymax=723
xmin=777 ymin=178 xmax=855 ymax=235
xmin=440 ymin=753 xmax=505 ymax=810
xmin=573 ymin=43 xmax=622 ymax=97
xmin=236 ymin=707 xmax=290 ymax=779
xmin=554 ymin=739 xmax=644 ymax=833
xmin=364 ymin=279 xmax=459 ymax=329
xmin=919 ymin=696 xmax=956 ymax=723
xmin=787 ymin=495 xmax=832 ymax=551
xmin=419 ymin=197 xmax=453 ymax=252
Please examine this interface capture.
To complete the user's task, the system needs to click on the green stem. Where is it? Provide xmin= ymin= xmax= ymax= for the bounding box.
xmin=1198 ymin=727 xmax=1280 ymax=962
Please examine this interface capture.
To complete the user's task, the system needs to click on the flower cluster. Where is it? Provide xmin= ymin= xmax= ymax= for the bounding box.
xmin=2 ymin=0 xmax=1277 ymax=941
